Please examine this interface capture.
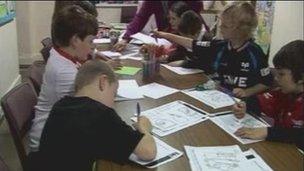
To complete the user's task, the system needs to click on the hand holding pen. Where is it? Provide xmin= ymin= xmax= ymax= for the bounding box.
xmin=232 ymin=101 xmax=246 ymax=119
xmin=218 ymin=86 xmax=246 ymax=119
xmin=134 ymin=102 xmax=153 ymax=134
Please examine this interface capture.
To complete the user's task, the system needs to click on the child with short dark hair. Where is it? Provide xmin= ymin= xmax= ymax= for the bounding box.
xmin=165 ymin=10 xmax=204 ymax=63
xmin=167 ymin=1 xmax=191 ymax=33
xmin=26 ymin=60 xmax=156 ymax=171
xmin=29 ymin=5 xmax=98 ymax=152
xmin=233 ymin=40 xmax=304 ymax=150
xmin=140 ymin=10 xmax=204 ymax=63
xmin=178 ymin=10 xmax=203 ymax=39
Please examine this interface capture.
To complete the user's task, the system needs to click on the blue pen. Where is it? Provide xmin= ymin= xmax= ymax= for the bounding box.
xmin=137 ymin=102 xmax=141 ymax=122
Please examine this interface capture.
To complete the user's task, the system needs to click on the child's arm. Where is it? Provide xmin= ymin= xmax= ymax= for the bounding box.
xmin=133 ymin=116 xmax=157 ymax=161
xmin=153 ymin=31 xmax=193 ymax=50
xmin=235 ymin=127 xmax=304 ymax=150
xmin=233 ymin=83 xmax=269 ymax=98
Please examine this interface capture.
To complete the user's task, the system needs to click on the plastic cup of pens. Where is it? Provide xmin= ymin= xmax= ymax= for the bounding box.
xmin=142 ymin=51 xmax=161 ymax=80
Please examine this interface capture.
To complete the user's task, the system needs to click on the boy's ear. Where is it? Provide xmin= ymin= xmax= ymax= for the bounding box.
xmin=70 ymin=35 xmax=80 ymax=49
xmin=98 ymin=75 xmax=108 ymax=91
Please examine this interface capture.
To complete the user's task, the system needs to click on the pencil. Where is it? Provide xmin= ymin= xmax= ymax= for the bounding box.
xmin=137 ymin=102 xmax=141 ymax=122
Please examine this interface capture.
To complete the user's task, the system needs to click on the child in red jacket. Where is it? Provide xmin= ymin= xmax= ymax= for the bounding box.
xmin=233 ymin=40 xmax=304 ymax=150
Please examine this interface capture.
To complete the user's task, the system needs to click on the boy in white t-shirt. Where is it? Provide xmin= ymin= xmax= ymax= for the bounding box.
xmin=29 ymin=5 xmax=98 ymax=152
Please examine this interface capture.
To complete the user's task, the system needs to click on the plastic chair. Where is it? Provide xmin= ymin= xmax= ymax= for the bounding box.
xmin=1 ymin=82 xmax=38 ymax=169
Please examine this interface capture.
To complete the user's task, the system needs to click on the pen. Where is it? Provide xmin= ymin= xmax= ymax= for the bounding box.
xmin=137 ymin=102 xmax=141 ymax=122
xmin=218 ymin=86 xmax=239 ymax=104
xmin=179 ymin=101 xmax=206 ymax=115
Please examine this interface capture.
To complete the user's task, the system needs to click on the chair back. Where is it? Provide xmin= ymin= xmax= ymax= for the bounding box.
xmin=28 ymin=61 xmax=45 ymax=95
xmin=1 ymin=82 xmax=37 ymax=169
xmin=41 ymin=37 xmax=52 ymax=47
xmin=40 ymin=37 xmax=53 ymax=62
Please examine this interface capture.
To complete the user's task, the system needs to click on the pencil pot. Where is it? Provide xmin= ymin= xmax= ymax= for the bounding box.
xmin=142 ymin=59 xmax=160 ymax=80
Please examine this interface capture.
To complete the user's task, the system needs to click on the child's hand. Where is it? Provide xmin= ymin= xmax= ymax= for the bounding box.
xmin=234 ymin=127 xmax=268 ymax=140
xmin=233 ymin=88 xmax=248 ymax=98
xmin=113 ymin=39 xmax=128 ymax=52
xmin=106 ymin=59 xmax=122 ymax=70
xmin=232 ymin=101 xmax=246 ymax=119
xmin=133 ymin=116 xmax=153 ymax=134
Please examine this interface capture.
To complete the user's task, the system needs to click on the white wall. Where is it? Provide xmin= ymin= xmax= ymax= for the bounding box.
xmin=269 ymin=1 xmax=304 ymax=66
xmin=16 ymin=1 xmax=54 ymax=65
xmin=0 ymin=19 xmax=21 ymax=115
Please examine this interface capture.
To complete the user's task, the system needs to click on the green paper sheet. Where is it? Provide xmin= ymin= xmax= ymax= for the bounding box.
xmin=115 ymin=66 xmax=141 ymax=75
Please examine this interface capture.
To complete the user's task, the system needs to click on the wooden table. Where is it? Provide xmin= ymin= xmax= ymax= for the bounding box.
xmin=97 ymin=59 xmax=304 ymax=171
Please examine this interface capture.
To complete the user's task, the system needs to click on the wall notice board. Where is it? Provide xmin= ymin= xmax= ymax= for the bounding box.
xmin=254 ymin=1 xmax=275 ymax=56
xmin=0 ymin=1 xmax=16 ymax=27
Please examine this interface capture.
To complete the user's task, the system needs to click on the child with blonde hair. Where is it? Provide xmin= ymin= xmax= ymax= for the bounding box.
xmin=153 ymin=2 xmax=272 ymax=113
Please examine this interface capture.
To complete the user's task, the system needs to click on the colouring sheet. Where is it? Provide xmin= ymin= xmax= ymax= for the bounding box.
xmin=211 ymin=114 xmax=269 ymax=144
xmin=131 ymin=101 xmax=208 ymax=136
xmin=185 ymin=145 xmax=273 ymax=171
xmin=183 ymin=90 xmax=240 ymax=109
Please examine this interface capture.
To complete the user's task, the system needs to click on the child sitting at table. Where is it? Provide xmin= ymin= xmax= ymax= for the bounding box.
xmin=233 ymin=40 xmax=304 ymax=150
xmin=25 ymin=60 xmax=156 ymax=171
xmin=140 ymin=10 xmax=204 ymax=63
xmin=152 ymin=2 xmax=272 ymax=114
xmin=28 ymin=5 xmax=99 ymax=152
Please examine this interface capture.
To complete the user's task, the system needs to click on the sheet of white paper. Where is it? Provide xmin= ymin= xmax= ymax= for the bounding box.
xmin=93 ymin=38 xmax=111 ymax=44
xmin=139 ymin=83 xmax=179 ymax=99
xmin=157 ymin=38 xmax=172 ymax=47
xmin=193 ymin=145 xmax=249 ymax=171
xmin=184 ymin=146 xmax=203 ymax=171
xmin=243 ymin=149 xmax=273 ymax=171
xmin=211 ymin=114 xmax=268 ymax=144
xmin=129 ymin=136 xmax=183 ymax=168
xmin=97 ymin=51 xmax=121 ymax=58
xmin=129 ymin=39 xmax=144 ymax=45
xmin=185 ymin=146 xmax=273 ymax=171
xmin=117 ymin=80 xmax=144 ymax=100
xmin=162 ymin=64 xmax=204 ymax=75
xmin=131 ymin=33 xmax=157 ymax=44
xmin=130 ymin=32 xmax=172 ymax=46
xmin=131 ymin=101 xmax=208 ymax=137
xmin=183 ymin=90 xmax=240 ymax=109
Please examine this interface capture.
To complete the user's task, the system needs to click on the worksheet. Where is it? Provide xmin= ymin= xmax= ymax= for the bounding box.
xmin=185 ymin=145 xmax=273 ymax=171
xmin=183 ymin=90 xmax=240 ymax=109
xmin=210 ymin=114 xmax=269 ymax=144
xmin=131 ymin=101 xmax=208 ymax=136
xmin=129 ymin=136 xmax=183 ymax=168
